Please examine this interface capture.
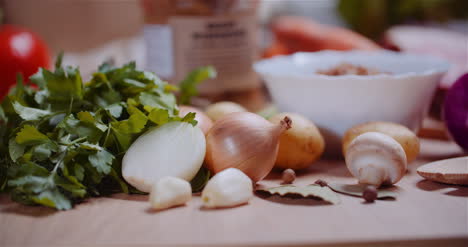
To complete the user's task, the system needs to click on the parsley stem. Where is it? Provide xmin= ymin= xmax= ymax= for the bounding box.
xmin=106 ymin=111 xmax=118 ymax=122
xmin=51 ymin=151 xmax=66 ymax=175
xmin=68 ymin=97 xmax=74 ymax=115
xmin=59 ymin=136 xmax=86 ymax=146
xmin=69 ymin=137 xmax=86 ymax=145
xmin=36 ymin=111 xmax=66 ymax=127
xmin=102 ymin=124 xmax=111 ymax=147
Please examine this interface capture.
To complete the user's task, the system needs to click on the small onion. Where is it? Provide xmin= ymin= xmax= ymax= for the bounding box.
xmin=179 ymin=105 xmax=213 ymax=134
xmin=205 ymin=101 xmax=247 ymax=121
xmin=205 ymin=112 xmax=292 ymax=182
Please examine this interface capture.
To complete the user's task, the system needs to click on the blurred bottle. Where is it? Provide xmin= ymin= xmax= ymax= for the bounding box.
xmin=141 ymin=0 xmax=266 ymax=109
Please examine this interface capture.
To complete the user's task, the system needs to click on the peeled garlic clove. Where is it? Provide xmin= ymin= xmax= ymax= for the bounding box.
xmin=201 ymin=168 xmax=253 ymax=208
xmin=149 ymin=177 xmax=192 ymax=210
xmin=122 ymin=122 xmax=206 ymax=192
xmin=345 ymin=132 xmax=407 ymax=187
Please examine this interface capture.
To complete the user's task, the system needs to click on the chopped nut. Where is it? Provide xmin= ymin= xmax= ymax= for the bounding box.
xmin=317 ymin=63 xmax=387 ymax=76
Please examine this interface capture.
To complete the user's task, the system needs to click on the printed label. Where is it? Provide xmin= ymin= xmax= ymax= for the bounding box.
xmin=170 ymin=14 xmax=259 ymax=94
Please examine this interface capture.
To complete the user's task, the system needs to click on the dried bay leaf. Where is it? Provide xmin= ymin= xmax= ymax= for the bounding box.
xmin=328 ymin=183 xmax=397 ymax=199
xmin=257 ymin=184 xmax=340 ymax=205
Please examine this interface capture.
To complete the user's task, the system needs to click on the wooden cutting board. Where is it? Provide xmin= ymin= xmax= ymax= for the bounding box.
xmin=0 ymin=139 xmax=467 ymax=247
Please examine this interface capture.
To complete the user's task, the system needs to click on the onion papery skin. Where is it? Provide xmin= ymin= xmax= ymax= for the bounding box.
xmin=205 ymin=112 xmax=290 ymax=182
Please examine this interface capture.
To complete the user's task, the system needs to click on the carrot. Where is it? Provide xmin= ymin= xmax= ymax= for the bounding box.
xmin=271 ymin=16 xmax=380 ymax=52
xmin=262 ymin=41 xmax=291 ymax=58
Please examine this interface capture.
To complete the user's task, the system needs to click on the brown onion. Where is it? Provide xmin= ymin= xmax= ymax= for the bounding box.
xmin=179 ymin=105 xmax=213 ymax=134
xmin=205 ymin=112 xmax=292 ymax=182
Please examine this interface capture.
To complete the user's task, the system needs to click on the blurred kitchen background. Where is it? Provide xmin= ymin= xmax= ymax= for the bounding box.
xmin=1 ymin=0 xmax=467 ymax=127
xmin=2 ymin=0 xmax=466 ymax=75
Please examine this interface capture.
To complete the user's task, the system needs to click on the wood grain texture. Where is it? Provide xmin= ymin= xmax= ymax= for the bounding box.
xmin=417 ymin=157 xmax=468 ymax=185
xmin=0 ymin=139 xmax=467 ymax=247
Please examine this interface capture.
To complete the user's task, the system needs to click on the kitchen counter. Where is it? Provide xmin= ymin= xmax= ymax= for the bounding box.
xmin=1 ymin=139 xmax=467 ymax=247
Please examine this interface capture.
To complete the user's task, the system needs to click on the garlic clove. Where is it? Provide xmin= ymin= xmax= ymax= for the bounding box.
xmin=345 ymin=132 xmax=407 ymax=187
xmin=150 ymin=177 xmax=192 ymax=210
xmin=122 ymin=122 xmax=206 ymax=192
xmin=201 ymin=168 xmax=253 ymax=208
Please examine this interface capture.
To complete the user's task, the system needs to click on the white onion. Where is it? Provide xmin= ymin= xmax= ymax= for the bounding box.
xmin=122 ymin=122 xmax=206 ymax=192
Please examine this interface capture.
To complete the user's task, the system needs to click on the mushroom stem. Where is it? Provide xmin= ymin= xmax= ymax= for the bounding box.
xmin=358 ymin=165 xmax=387 ymax=187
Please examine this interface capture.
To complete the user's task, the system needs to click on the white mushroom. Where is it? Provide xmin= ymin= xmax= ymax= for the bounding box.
xmin=345 ymin=132 xmax=407 ymax=187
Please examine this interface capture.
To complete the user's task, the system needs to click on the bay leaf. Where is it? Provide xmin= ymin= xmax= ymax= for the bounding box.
xmin=257 ymin=184 xmax=340 ymax=205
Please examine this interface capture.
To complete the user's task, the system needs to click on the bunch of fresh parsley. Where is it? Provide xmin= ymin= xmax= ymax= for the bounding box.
xmin=0 ymin=55 xmax=215 ymax=210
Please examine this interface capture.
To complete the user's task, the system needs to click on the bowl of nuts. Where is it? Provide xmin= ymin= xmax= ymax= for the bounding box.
xmin=254 ymin=50 xmax=450 ymax=153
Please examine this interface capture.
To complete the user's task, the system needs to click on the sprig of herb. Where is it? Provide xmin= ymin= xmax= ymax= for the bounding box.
xmin=0 ymin=58 xmax=214 ymax=210
xmin=178 ymin=66 xmax=216 ymax=105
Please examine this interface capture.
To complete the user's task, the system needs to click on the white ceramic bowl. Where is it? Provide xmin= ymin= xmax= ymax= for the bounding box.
xmin=254 ymin=51 xmax=450 ymax=154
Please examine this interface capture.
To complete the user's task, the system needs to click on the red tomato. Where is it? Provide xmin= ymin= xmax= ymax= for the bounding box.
xmin=0 ymin=25 xmax=50 ymax=99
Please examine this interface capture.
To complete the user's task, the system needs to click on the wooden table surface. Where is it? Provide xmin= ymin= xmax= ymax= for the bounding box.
xmin=1 ymin=139 xmax=467 ymax=247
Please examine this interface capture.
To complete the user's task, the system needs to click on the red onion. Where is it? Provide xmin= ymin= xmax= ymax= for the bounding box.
xmin=443 ymin=73 xmax=468 ymax=151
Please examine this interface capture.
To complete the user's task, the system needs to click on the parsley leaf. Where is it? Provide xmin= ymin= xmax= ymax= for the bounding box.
xmin=111 ymin=106 xmax=148 ymax=134
xmin=8 ymin=138 xmax=25 ymax=161
xmin=15 ymin=125 xmax=49 ymax=145
xmin=43 ymin=67 xmax=83 ymax=101
xmin=148 ymin=108 xmax=169 ymax=125
xmin=178 ymin=66 xmax=216 ymax=105
xmin=12 ymin=102 xmax=51 ymax=121
xmin=88 ymin=150 xmax=114 ymax=174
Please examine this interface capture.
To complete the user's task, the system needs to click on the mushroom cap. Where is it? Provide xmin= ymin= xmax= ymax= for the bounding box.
xmin=345 ymin=132 xmax=407 ymax=185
